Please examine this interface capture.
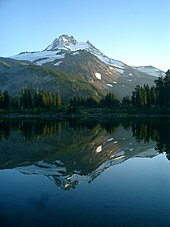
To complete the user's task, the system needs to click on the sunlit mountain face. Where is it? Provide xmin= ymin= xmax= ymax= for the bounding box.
xmin=1 ymin=118 xmax=169 ymax=190
xmin=10 ymin=34 xmax=165 ymax=78
xmin=0 ymin=35 xmax=165 ymax=101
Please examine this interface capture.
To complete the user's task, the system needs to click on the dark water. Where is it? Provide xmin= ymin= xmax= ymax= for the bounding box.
xmin=0 ymin=119 xmax=170 ymax=226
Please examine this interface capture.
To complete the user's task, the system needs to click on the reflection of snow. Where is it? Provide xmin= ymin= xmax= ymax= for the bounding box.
xmin=136 ymin=148 xmax=159 ymax=158
xmin=107 ymin=138 xmax=113 ymax=142
xmin=107 ymin=84 xmax=113 ymax=88
xmin=96 ymin=145 xmax=102 ymax=153
xmin=111 ymin=151 xmax=125 ymax=159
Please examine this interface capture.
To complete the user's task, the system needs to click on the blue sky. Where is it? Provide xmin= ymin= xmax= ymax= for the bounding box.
xmin=0 ymin=0 xmax=169 ymax=71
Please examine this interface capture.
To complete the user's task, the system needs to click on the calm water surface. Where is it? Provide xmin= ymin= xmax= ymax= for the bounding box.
xmin=0 ymin=119 xmax=170 ymax=227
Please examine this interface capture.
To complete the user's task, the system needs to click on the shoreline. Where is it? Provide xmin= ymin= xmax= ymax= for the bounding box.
xmin=1 ymin=111 xmax=170 ymax=120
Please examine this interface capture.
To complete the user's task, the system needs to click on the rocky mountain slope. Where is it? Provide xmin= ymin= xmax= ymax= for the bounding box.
xmin=0 ymin=57 xmax=105 ymax=101
xmin=0 ymin=34 xmax=165 ymax=100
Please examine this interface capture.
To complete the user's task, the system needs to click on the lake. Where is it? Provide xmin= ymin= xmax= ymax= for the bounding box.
xmin=0 ymin=118 xmax=170 ymax=226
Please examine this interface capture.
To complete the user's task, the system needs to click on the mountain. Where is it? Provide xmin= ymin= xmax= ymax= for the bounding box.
xmin=11 ymin=34 xmax=126 ymax=67
xmin=0 ymin=34 xmax=165 ymax=100
xmin=134 ymin=65 xmax=165 ymax=77
xmin=0 ymin=57 xmax=104 ymax=101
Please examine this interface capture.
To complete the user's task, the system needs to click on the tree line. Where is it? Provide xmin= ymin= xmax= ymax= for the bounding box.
xmin=131 ymin=70 xmax=170 ymax=110
xmin=0 ymin=86 xmax=122 ymax=111
xmin=0 ymin=69 xmax=169 ymax=113
xmin=69 ymin=70 xmax=170 ymax=112
xmin=0 ymin=86 xmax=61 ymax=111
xmin=69 ymin=92 xmax=120 ymax=108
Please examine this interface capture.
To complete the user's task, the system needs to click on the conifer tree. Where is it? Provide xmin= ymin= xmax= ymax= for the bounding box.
xmin=155 ymin=77 xmax=165 ymax=108
xmin=3 ymin=91 xmax=10 ymax=109
xmin=56 ymin=90 xmax=61 ymax=107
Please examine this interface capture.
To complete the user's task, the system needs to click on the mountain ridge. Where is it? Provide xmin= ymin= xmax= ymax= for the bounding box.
xmin=0 ymin=34 xmax=165 ymax=101
xmin=10 ymin=34 xmax=165 ymax=77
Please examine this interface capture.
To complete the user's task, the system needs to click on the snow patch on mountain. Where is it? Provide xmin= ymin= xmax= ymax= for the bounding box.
xmin=72 ymin=51 xmax=79 ymax=56
xmin=109 ymin=66 xmax=114 ymax=70
xmin=95 ymin=72 xmax=101 ymax=80
xmin=114 ymin=68 xmax=124 ymax=74
xmin=112 ymin=64 xmax=125 ymax=69
xmin=96 ymin=55 xmax=125 ymax=68
xmin=11 ymin=50 xmax=65 ymax=66
xmin=134 ymin=66 xmax=165 ymax=77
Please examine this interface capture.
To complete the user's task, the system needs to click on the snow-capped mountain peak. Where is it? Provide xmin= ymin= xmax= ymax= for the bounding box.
xmin=44 ymin=35 xmax=125 ymax=68
xmin=11 ymin=34 xmax=124 ymax=67
xmin=9 ymin=34 xmax=164 ymax=78
xmin=45 ymin=34 xmax=99 ymax=54
xmin=45 ymin=34 xmax=78 ymax=51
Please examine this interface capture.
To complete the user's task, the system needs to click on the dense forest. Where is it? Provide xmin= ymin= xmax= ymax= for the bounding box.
xmin=131 ymin=69 xmax=170 ymax=110
xmin=0 ymin=87 xmax=62 ymax=111
xmin=0 ymin=69 xmax=169 ymax=114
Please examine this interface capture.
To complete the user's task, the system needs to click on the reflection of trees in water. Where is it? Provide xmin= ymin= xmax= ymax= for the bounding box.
xmin=68 ymin=118 xmax=132 ymax=134
xmin=0 ymin=121 xmax=11 ymax=141
xmin=2 ymin=118 xmax=170 ymax=190
xmin=0 ymin=119 xmax=130 ymax=142
xmin=68 ymin=119 xmax=99 ymax=130
xmin=155 ymin=120 xmax=170 ymax=160
xmin=100 ymin=121 xmax=119 ymax=134
xmin=1 ymin=118 xmax=170 ymax=160
xmin=131 ymin=120 xmax=159 ymax=143
xmin=131 ymin=119 xmax=170 ymax=160
xmin=0 ymin=120 xmax=62 ymax=142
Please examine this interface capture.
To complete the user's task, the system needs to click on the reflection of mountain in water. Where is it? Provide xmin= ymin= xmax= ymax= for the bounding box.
xmin=0 ymin=120 xmax=158 ymax=190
